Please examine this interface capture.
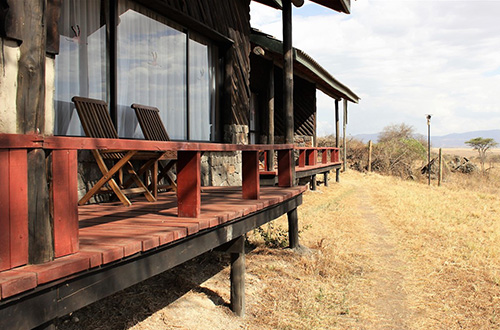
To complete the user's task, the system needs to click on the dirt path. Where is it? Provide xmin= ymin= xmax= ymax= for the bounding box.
xmin=354 ymin=181 xmax=411 ymax=329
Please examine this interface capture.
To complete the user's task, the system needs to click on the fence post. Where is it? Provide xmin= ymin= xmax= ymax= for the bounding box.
xmin=368 ymin=140 xmax=373 ymax=172
xmin=438 ymin=148 xmax=443 ymax=187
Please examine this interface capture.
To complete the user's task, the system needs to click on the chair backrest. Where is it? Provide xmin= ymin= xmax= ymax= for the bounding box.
xmin=131 ymin=103 xmax=170 ymax=141
xmin=72 ymin=96 xmax=119 ymax=139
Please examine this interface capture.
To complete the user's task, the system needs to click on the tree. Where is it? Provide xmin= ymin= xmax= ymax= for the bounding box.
xmin=465 ymin=137 xmax=498 ymax=173
xmin=372 ymin=123 xmax=426 ymax=178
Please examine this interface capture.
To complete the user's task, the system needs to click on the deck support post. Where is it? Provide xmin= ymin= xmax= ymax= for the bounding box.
xmin=229 ymin=236 xmax=245 ymax=317
xmin=310 ymin=175 xmax=317 ymax=191
xmin=324 ymin=172 xmax=329 ymax=187
xmin=287 ymin=207 xmax=299 ymax=249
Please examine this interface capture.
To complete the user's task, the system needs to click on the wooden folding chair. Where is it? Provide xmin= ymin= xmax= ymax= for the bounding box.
xmin=131 ymin=103 xmax=177 ymax=197
xmin=72 ymin=96 xmax=162 ymax=206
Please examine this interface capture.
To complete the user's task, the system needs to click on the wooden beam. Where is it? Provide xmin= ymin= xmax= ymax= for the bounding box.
xmin=310 ymin=174 xmax=317 ymax=191
xmin=242 ymin=151 xmax=260 ymax=199
xmin=0 ymin=195 xmax=303 ymax=329
xmin=287 ymin=207 xmax=298 ymax=249
xmin=335 ymin=100 xmax=340 ymax=182
xmin=0 ymin=149 xmax=28 ymax=271
xmin=28 ymin=149 xmax=53 ymax=264
xmin=342 ymin=99 xmax=347 ymax=172
xmin=17 ymin=0 xmax=46 ymax=134
xmin=306 ymin=149 xmax=317 ymax=166
xmin=324 ymin=172 xmax=329 ymax=187
xmin=298 ymin=149 xmax=306 ymax=167
xmin=282 ymin=0 xmax=295 ymax=187
xmin=52 ymin=150 xmax=79 ymax=258
xmin=267 ymin=64 xmax=275 ymax=171
xmin=177 ymin=151 xmax=201 ymax=218
xmin=229 ymin=236 xmax=245 ymax=317
xmin=278 ymin=149 xmax=293 ymax=187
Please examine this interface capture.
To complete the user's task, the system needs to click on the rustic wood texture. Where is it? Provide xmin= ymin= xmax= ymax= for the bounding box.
xmin=278 ymin=149 xmax=293 ymax=187
xmin=72 ymin=97 xmax=160 ymax=206
xmin=0 ymin=0 xmax=24 ymax=42
xmin=131 ymin=103 xmax=177 ymax=194
xmin=28 ymin=149 xmax=53 ymax=264
xmin=46 ymin=0 xmax=62 ymax=55
xmin=177 ymin=151 xmax=201 ymax=217
xmin=0 ymin=186 xmax=306 ymax=303
xmin=0 ymin=149 xmax=28 ymax=271
xmin=242 ymin=151 xmax=260 ymax=199
xmin=52 ymin=149 xmax=79 ymax=258
xmin=16 ymin=0 xmax=46 ymax=134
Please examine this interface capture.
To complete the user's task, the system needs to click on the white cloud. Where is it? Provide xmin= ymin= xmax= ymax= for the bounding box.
xmin=251 ymin=0 xmax=500 ymax=137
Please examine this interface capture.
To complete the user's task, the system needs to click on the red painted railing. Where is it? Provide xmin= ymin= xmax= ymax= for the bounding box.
xmin=0 ymin=134 xmax=294 ymax=271
xmin=260 ymin=146 xmax=340 ymax=172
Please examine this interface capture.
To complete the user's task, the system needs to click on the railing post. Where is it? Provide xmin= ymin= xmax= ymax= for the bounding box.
xmin=306 ymin=149 xmax=317 ymax=166
xmin=321 ymin=149 xmax=328 ymax=164
xmin=242 ymin=151 xmax=260 ymax=199
xmin=177 ymin=151 xmax=201 ymax=217
xmin=278 ymin=149 xmax=293 ymax=187
xmin=0 ymin=149 xmax=29 ymax=271
xmin=52 ymin=149 xmax=79 ymax=257
xmin=298 ymin=149 xmax=306 ymax=167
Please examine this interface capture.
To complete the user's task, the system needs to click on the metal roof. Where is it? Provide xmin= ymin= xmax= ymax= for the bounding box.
xmin=252 ymin=0 xmax=351 ymax=14
xmin=251 ymin=30 xmax=360 ymax=103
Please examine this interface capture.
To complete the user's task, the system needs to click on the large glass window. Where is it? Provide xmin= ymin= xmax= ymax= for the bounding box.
xmin=54 ymin=0 xmax=107 ymax=136
xmin=54 ymin=0 xmax=217 ymax=141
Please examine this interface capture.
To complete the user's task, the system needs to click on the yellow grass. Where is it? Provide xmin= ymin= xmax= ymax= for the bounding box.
xmin=58 ymin=170 xmax=500 ymax=330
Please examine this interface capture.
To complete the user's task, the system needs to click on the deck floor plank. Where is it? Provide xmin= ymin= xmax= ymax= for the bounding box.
xmin=0 ymin=186 xmax=306 ymax=301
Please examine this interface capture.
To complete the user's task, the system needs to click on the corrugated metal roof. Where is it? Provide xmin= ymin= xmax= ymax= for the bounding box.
xmin=252 ymin=0 xmax=350 ymax=14
xmin=250 ymin=29 xmax=360 ymax=103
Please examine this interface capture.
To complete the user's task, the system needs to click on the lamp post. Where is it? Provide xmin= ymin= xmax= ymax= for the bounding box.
xmin=426 ymin=114 xmax=432 ymax=185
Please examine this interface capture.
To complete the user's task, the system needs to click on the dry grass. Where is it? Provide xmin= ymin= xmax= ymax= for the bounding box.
xmin=58 ymin=170 xmax=500 ymax=330
xmin=364 ymin=171 xmax=500 ymax=329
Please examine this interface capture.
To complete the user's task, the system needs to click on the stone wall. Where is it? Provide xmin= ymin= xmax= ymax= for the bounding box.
xmin=202 ymin=152 xmax=242 ymax=186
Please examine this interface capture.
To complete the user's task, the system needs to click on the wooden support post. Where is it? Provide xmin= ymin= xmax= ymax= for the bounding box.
xmin=438 ymin=148 xmax=443 ymax=187
xmin=52 ymin=150 xmax=79 ymax=257
xmin=28 ymin=149 xmax=53 ymax=264
xmin=267 ymin=64 xmax=275 ymax=172
xmin=335 ymin=100 xmax=340 ymax=183
xmin=287 ymin=207 xmax=299 ymax=249
xmin=324 ymin=172 xmax=329 ymax=187
xmin=242 ymin=151 xmax=260 ymax=199
xmin=298 ymin=149 xmax=306 ymax=167
xmin=229 ymin=236 xmax=245 ymax=317
xmin=278 ymin=149 xmax=293 ymax=187
xmin=342 ymin=99 xmax=347 ymax=172
xmin=368 ymin=140 xmax=373 ymax=172
xmin=0 ymin=149 xmax=28 ymax=271
xmin=311 ymin=175 xmax=317 ymax=191
xmin=177 ymin=151 xmax=201 ymax=218
xmin=283 ymin=0 xmax=296 ymax=185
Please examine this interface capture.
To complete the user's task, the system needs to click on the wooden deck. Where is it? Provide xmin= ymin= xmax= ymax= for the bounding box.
xmin=0 ymin=185 xmax=305 ymax=329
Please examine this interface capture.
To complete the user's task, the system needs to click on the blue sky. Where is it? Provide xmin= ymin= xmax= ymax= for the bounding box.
xmin=250 ymin=0 xmax=500 ymax=137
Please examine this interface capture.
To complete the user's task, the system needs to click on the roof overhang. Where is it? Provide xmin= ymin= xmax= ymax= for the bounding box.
xmin=252 ymin=0 xmax=350 ymax=14
xmin=251 ymin=30 xmax=360 ymax=103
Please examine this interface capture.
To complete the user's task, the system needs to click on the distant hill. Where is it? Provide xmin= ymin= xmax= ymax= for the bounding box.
xmin=352 ymin=129 xmax=500 ymax=148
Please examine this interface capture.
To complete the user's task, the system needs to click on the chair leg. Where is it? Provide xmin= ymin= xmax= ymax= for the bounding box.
xmin=78 ymin=150 xmax=137 ymax=206
xmin=124 ymin=162 xmax=156 ymax=202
